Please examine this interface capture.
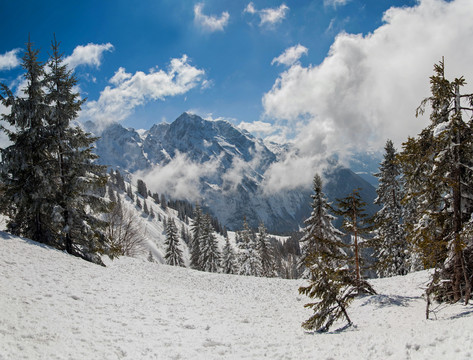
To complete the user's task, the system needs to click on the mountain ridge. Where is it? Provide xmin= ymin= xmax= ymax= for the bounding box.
xmin=90 ymin=112 xmax=379 ymax=233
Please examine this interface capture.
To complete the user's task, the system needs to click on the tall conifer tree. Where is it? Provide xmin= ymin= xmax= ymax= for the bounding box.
xmin=373 ymin=140 xmax=409 ymax=277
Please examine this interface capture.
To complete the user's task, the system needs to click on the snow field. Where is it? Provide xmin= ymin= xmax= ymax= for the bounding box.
xmin=1 ymin=233 xmax=473 ymax=359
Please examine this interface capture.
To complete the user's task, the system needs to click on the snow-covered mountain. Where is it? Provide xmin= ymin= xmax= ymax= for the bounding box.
xmin=2 ymin=233 xmax=472 ymax=359
xmin=90 ymin=113 xmax=378 ymax=233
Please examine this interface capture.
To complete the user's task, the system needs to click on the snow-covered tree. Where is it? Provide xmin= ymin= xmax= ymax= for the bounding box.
xmin=400 ymin=59 xmax=473 ymax=308
xmin=373 ymin=140 xmax=409 ymax=277
xmin=1 ymin=37 xmax=110 ymax=264
xmin=221 ymin=235 xmax=237 ymax=274
xmin=164 ymin=218 xmax=184 ymax=267
xmin=299 ymin=178 xmax=375 ymax=332
xmin=238 ymin=219 xmax=261 ymax=277
xmin=199 ymin=214 xmax=220 ymax=273
xmin=137 ymin=179 xmax=148 ymax=199
xmin=0 ymin=38 xmax=55 ymax=244
xmin=299 ymin=174 xmax=344 ymax=278
xmin=190 ymin=204 xmax=203 ymax=270
xmin=256 ymin=222 xmax=275 ymax=277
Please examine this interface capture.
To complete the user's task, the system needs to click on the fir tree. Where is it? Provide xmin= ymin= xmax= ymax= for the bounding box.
xmin=400 ymin=59 xmax=473 ymax=309
xmin=137 ymin=179 xmax=148 ymax=199
xmin=238 ymin=219 xmax=261 ymax=276
xmin=0 ymin=38 xmax=54 ymax=244
xmin=45 ymin=36 xmax=109 ymax=262
xmin=190 ymin=204 xmax=203 ymax=270
xmin=299 ymin=177 xmax=375 ymax=332
xmin=256 ymin=222 xmax=275 ymax=277
xmin=336 ymin=189 xmax=374 ymax=293
xmin=164 ymin=218 xmax=184 ymax=267
xmin=299 ymin=174 xmax=344 ymax=278
xmin=221 ymin=235 xmax=237 ymax=274
xmin=199 ymin=214 xmax=220 ymax=272
xmin=143 ymin=200 xmax=149 ymax=215
xmin=373 ymin=140 xmax=409 ymax=277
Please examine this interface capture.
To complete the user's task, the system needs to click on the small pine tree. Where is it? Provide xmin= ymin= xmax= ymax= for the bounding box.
xmin=137 ymin=179 xmax=148 ymax=199
xmin=299 ymin=178 xmax=375 ymax=332
xmin=221 ymin=235 xmax=237 ymax=274
xmin=190 ymin=204 xmax=203 ymax=270
xmin=238 ymin=219 xmax=261 ymax=276
xmin=147 ymin=250 xmax=154 ymax=263
xmin=199 ymin=214 xmax=220 ymax=272
xmin=143 ymin=200 xmax=149 ymax=215
xmin=136 ymin=197 xmax=142 ymax=210
xmin=164 ymin=218 xmax=184 ymax=267
xmin=373 ymin=140 xmax=409 ymax=277
xmin=257 ymin=222 xmax=275 ymax=277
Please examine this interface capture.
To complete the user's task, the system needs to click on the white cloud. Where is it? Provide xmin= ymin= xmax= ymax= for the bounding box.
xmin=262 ymin=0 xmax=473 ymax=192
xmin=324 ymin=0 xmax=350 ymax=8
xmin=82 ymin=55 xmax=205 ymax=129
xmin=271 ymin=44 xmax=308 ymax=66
xmin=244 ymin=2 xmax=289 ymax=26
xmin=194 ymin=3 xmax=230 ymax=32
xmin=238 ymin=120 xmax=276 ymax=136
xmin=64 ymin=43 xmax=114 ymax=69
xmin=0 ymin=49 xmax=21 ymax=71
xmin=136 ymin=152 xmax=219 ymax=202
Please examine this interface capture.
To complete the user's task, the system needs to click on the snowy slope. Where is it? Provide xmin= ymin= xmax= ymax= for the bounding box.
xmin=2 ymin=233 xmax=473 ymax=360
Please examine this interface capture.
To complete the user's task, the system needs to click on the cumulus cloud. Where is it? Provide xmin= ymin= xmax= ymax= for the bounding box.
xmin=271 ymin=44 xmax=308 ymax=66
xmin=262 ymin=0 xmax=473 ymax=192
xmin=194 ymin=3 xmax=230 ymax=32
xmin=238 ymin=120 xmax=281 ymax=138
xmin=64 ymin=43 xmax=114 ymax=69
xmin=0 ymin=49 xmax=21 ymax=71
xmin=82 ymin=55 xmax=205 ymax=129
xmin=324 ymin=0 xmax=350 ymax=8
xmin=136 ymin=152 xmax=219 ymax=202
xmin=244 ymin=2 xmax=289 ymax=26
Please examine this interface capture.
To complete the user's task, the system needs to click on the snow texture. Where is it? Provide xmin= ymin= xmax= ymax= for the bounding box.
xmin=1 ymin=232 xmax=473 ymax=359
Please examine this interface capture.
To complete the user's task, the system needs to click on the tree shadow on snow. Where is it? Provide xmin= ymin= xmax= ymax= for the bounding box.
xmin=449 ymin=308 xmax=473 ymax=320
xmin=360 ymin=294 xmax=416 ymax=308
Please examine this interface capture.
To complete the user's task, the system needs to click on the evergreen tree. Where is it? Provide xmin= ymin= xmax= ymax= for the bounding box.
xmin=1 ymin=37 xmax=110 ymax=263
xmin=221 ymin=235 xmax=237 ymax=274
xmin=400 ymin=59 xmax=473 ymax=308
xmin=199 ymin=214 xmax=220 ymax=272
xmin=45 ymin=36 xmax=109 ymax=262
xmin=299 ymin=174 xmax=344 ymax=278
xmin=126 ymin=185 xmax=134 ymax=201
xmin=257 ymin=222 xmax=275 ymax=277
xmin=137 ymin=179 xmax=148 ymax=199
xmin=373 ymin=140 xmax=409 ymax=277
xmin=143 ymin=200 xmax=149 ymax=215
xmin=190 ymin=204 xmax=203 ymax=270
xmin=108 ymin=186 xmax=117 ymax=203
xmin=299 ymin=178 xmax=375 ymax=332
xmin=160 ymin=194 xmax=167 ymax=210
xmin=238 ymin=219 xmax=261 ymax=276
xmin=0 ymin=38 xmax=54 ymax=244
xmin=147 ymin=250 xmax=154 ymax=263
xmin=336 ymin=189 xmax=374 ymax=293
xmin=164 ymin=218 xmax=184 ymax=267
xmin=136 ymin=197 xmax=142 ymax=210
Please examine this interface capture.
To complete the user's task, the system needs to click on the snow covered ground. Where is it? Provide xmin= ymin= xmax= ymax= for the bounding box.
xmin=1 ymin=232 xmax=473 ymax=360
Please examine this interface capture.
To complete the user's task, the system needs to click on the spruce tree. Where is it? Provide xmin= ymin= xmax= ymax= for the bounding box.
xmin=164 ymin=218 xmax=184 ymax=267
xmin=400 ymin=59 xmax=473 ymax=308
xmin=256 ymin=222 xmax=275 ymax=277
xmin=336 ymin=188 xmax=374 ymax=294
xmin=299 ymin=174 xmax=344 ymax=278
xmin=0 ymin=38 xmax=54 ymax=244
xmin=137 ymin=179 xmax=148 ymax=198
xmin=238 ymin=219 xmax=261 ymax=276
xmin=373 ymin=140 xmax=409 ymax=277
xmin=299 ymin=179 xmax=375 ymax=332
xmin=45 ymin=36 xmax=109 ymax=262
xmin=199 ymin=214 xmax=220 ymax=272
xmin=190 ymin=204 xmax=203 ymax=270
xmin=221 ymin=235 xmax=237 ymax=274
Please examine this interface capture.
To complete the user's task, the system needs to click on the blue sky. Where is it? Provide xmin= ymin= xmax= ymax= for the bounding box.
xmin=1 ymin=1 xmax=416 ymax=128
xmin=2 ymin=0 xmax=473 ymax=191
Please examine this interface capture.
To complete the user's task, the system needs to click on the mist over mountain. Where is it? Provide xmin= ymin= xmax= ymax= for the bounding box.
xmin=90 ymin=112 xmax=378 ymax=233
